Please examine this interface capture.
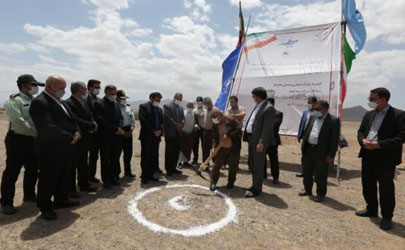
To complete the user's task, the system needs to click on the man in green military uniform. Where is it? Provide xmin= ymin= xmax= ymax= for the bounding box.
xmin=117 ymin=90 xmax=136 ymax=178
xmin=1 ymin=74 xmax=44 ymax=214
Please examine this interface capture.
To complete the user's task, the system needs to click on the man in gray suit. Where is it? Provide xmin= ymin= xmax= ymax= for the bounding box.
xmin=298 ymin=100 xmax=340 ymax=202
xmin=243 ymin=87 xmax=276 ymax=198
xmin=163 ymin=93 xmax=184 ymax=176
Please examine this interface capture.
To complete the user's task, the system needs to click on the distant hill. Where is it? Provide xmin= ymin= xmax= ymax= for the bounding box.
xmin=342 ymin=105 xmax=368 ymax=122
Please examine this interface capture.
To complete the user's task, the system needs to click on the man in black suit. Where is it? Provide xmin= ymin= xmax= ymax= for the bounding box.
xmin=86 ymin=79 xmax=101 ymax=183
xmin=356 ymin=88 xmax=405 ymax=231
xmin=298 ymin=100 xmax=340 ymax=202
xmin=264 ymin=97 xmax=283 ymax=184
xmin=65 ymin=82 xmax=98 ymax=196
xmin=94 ymin=85 xmax=123 ymax=189
xmin=243 ymin=87 xmax=276 ymax=198
xmin=163 ymin=93 xmax=184 ymax=176
xmin=139 ymin=92 xmax=164 ymax=184
xmin=29 ymin=75 xmax=81 ymax=220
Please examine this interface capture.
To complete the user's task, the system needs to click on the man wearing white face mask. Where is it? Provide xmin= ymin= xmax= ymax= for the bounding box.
xmin=296 ymin=96 xmax=318 ymax=177
xmin=179 ymin=101 xmax=196 ymax=167
xmin=65 ymin=81 xmax=98 ymax=198
xmin=29 ymin=75 xmax=81 ymax=220
xmin=116 ymin=90 xmax=136 ymax=178
xmin=299 ymin=100 xmax=340 ymax=202
xmin=1 ymin=74 xmax=44 ymax=215
xmin=192 ymin=96 xmax=205 ymax=165
xmin=356 ymin=88 xmax=405 ymax=231
xmin=163 ymin=93 xmax=184 ymax=176
xmin=86 ymin=79 xmax=102 ymax=183
xmin=139 ymin=92 xmax=164 ymax=184
xmin=94 ymin=85 xmax=124 ymax=189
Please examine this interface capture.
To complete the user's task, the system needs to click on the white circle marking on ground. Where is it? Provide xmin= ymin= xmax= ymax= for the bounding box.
xmin=128 ymin=184 xmax=238 ymax=237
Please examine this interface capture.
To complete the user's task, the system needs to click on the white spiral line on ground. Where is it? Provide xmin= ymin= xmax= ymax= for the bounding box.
xmin=128 ymin=184 xmax=238 ymax=237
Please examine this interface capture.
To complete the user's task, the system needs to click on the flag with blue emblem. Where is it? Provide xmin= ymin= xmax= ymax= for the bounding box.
xmin=343 ymin=0 xmax=367 ymax=54
xmin=215 ymin=46 xmax=242 ymax=112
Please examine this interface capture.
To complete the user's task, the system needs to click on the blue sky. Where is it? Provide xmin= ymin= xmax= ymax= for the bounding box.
xmin=0 ymin=0 xmax=404 ymax=109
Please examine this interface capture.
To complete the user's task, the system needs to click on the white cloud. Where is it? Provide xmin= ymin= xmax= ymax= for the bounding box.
xmin=182 ymin=0 xmax=212 ymax=22
xmin=0 ymin=42 xmax=26 ymax=53
xmin=229 ymin=0 xmax=262 ymax=9
xmin=81 ymin=0 xmax=129 ymax=10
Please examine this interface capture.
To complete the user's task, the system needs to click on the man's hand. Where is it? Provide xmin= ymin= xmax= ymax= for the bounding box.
xmin=211 ymin=148 xmax=217 ymax=157
xmin=363 ymin=140 xmax=380 ymax=150
xmin=297 ymin=139 xmax=301 ymax=143
xmin=154 ymin=130 xmax=162 ymax=137
xmin=256 ymin=143 xmax=264 ymax=153
xmin=194 ymin=125 xmax=200 ymax=131
xmin=114 ymin=128 xmax=123 ymax=135
xmin=326 ymin=156 xmax=334 ymax=165
xmin=93 ymin=122 xmax=98 ymax=132
xmin=176 ymin=123 xmax=183 ymax=131
xmin=71 ymin=132 xmax=81 ymax=144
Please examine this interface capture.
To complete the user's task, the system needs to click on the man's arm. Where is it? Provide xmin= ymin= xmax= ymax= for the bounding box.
xmin=357 ymin=113 xmax=369 ymax=146
xmin=328 ymin=117 xmax=341 ymax=158
xmin=163 ymin=104 xmax=177 ymax=126
xmin=94 ymin=102 xmax=119 ymax=133
xmin=259 ymin=107 xmax=275 ymax=149
xmin=378 ymin=110 xmax=405 ymax=149
xmin=66 ymin=100 xmax=95 ymax=131
xmin=29 ymin=99 xmax=75 ymax=144
xmin=4 ymin=99 xmax=36 ymax=134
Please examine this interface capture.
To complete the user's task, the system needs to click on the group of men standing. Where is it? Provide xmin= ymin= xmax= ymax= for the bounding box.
xmin=1 ymin=74 xmax=404 ymax=231
xmin=1 ymin=74 xmax=135 ymax=220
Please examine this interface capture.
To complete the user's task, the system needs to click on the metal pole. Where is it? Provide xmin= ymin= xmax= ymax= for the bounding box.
xmin=226 ymin=15 xmax=252 ymax=111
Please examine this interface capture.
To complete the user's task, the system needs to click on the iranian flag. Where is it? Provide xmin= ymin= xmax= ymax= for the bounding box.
xmin=340 ymin=37 xmax=356 ymax=118
xmin=236 ymin=1 xmax=244 ymax=48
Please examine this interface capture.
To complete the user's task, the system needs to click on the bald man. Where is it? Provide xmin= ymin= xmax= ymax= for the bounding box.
xmin=29 ymin=75 xmax=81 ymax=220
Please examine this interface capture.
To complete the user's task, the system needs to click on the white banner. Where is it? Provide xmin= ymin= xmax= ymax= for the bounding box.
xmin=231 ymin=22 xmax=342 ymax=136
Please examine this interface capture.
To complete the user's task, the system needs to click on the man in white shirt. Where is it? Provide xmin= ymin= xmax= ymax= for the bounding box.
xmin=179 ymin=101 xmax=196 ymax=167
xmin=299 ymin=100 xmax=340 ymax=202
xmin=243 ymin=87 xmax=275 ymax=198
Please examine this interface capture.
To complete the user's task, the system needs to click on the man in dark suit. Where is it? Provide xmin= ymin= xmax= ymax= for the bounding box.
xmin=163 ymin=93 xmax=184 ymax=176
xmin=356 ymin=88 xmax=405 ymax=231
xmin=29 ymin=75 xmax=81 ymax=220
xmin=65 ymin=82 xmax=98 ymax=196
xmin=243 ymin=87 xmax=276 ymax=198
xmin=296 ymin=96 xmax=317 ymax=177
xmin=86 ymin=79 xmax=101 ymax=183
xmin=139 ymin=92 xmax=164 ymax=184
xmin=94 ymin=85 xmax=123 ymax=189
xmin=264 ymin=97 xmax=283 ymax=184
xmin=299 ymin=100 xmax=340 ymax=202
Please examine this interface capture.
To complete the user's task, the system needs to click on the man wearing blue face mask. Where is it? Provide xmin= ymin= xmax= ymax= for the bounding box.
xmin=65 ymin=82 xmax=98 ymax=197
xmin=94 ymin=85 xmax=123 ymax=189
xmin=356 ymin=88 xmax=405 ymax=231
xmin=298 ymin=100 xmax=340 ymax=202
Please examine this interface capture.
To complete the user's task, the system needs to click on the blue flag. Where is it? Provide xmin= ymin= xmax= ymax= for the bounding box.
xmin=343 ymin=0 xmax=367 ymax=54
xmin=215 ymin=46 xmax=242 ymax=112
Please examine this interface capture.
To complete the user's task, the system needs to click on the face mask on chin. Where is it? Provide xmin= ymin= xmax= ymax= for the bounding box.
xmin=212 ymin=118 xmax=220 ymax=124
xmin=187 ymin=107 xmax=193 ymax=112
xmin=28 ymin=86 xmax=39 ymax=96
xmin=152 ymin=101 xmax=160 ymax=107
xmin=174 ymin=99 xmax=181 ymax=106
xmin=120 ymin=100 xmax=127 ymax=106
